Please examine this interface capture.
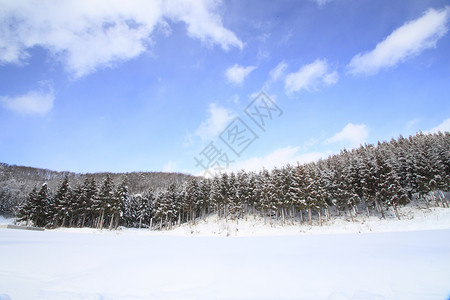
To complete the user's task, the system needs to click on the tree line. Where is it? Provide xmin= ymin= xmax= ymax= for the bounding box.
xmin=0 ymin=161 xmax=192 ymax=217
xmin=16 ymin=132 xmax=449 ymax=229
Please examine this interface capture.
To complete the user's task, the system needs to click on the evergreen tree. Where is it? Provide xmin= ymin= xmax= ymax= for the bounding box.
xmin=209 ymin=176 xmax=221 ymax=218
xmin=184 ymin=178 xmax=199 ymax=224
xmin=198 ymin=178 xmax=211 ymax=220
xmin=133 ymin=194 xmax=147 ymax=228
xmin=70 ymin=183 xmax=86 ymax=227
xmin=289 ymin=164 xmax=307 ymax=222
xmin=259 ymin=169 xmax=272 ymax=224
xmin=53 ymin=175 xmax=71 ymax=227
xmin=218 ymin=173 xmax=229 ymax=220
xmin=96 ymin=175 xmax=115 ymax=229
xmin=33 ymin=183 xmax=51 ymax=227
xmin=378 ymin=158 xmax=409 ymax=219
xmin=228 ymin=172 xmax=241 ymax=220
xmin=114 ymin=179 xmax=129 ymax=229
xmin=236 ymin=171 xmax=251 ymax=220
xmin=77 ymin=178 xmax=95 ymax=227
xmin=123 ymin=194 xmax=140 ymax=227
xmin=16 ymin=186 xmax=37 ymax=226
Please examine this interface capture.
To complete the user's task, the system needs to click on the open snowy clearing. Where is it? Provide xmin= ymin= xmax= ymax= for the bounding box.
xmin=1 ymin=228 xmax=450 ymax=300
xmin=1 ymin=207 xmax=450 ymax=300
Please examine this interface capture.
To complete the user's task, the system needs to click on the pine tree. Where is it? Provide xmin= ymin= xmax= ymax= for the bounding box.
xmin=289 ymin=164 xmax=307 ymax=223
xmin=236 ymin=171 xmax=250 ymax=221
xmin=155 ymin=183 xmax=179 ymax=229
xmin=142 ymin=189 xmax=155 ymax=227
xmin=33 ymin=183 xmax=51 ymax=227
xmin=259 ymin=169 xmax=272 ymax=225
xmin=67 ymin=185 xmax=81 ymax=227
xmin=246 ymin=172 xmax=258 ymax=218
xmin=133 ymin=194 xmax=146 ymax=228
xmin=414 ymin=133 xmax=433 ymax=204
xmin=218 ymin=173 xmax=229 ymax=221
xmin=16 ymin=186 xmax=37 ymax=226
xmin=184 ymin=178 xmax=199 ymax=224
xmin=85 ymin=177 xmax=98 ymax=227
xmin=378 ymin=157 xmax=409 ymax=219
xmin=198 ymin=178 xmax=211 ymax=220
xmin=77 ymin=178 xmax=95 ymax=227
xmin=209 ymin=176 xmax=221 ymax=219
xmin=227 ymin=172 xmax=241 ymax=221
xmin=124 ymin=194 xmax=140 ymax=227
xmin=53 ymin=175 xmax=71 ymax=227
xmin=96 ymin=175 xmax=115 ymax=229
xmin=114 ymin=179 xmax=129 ymax=229
xmin=304 ymin=166 xmax=324 ymax=225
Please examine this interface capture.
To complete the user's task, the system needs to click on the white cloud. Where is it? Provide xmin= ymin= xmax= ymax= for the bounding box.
xmin=303 ymin=137 xmax=319 ymax=149
xmin=195 ymin=146 xmax=330 ymax=176
xmin=312 ymin=0 xmax=334 ymax=7
xmin=325 ymin=123 xmax=369 ymax=147
xmin=194 ymin=103 xmax=235 ymax=141
xmin=285 ymin=59 xmax=338 ymax=94
xmin=1 ymin=86 xmax=55 ymax=115
xmin=162 ymin=161 xmax=177 ymax=172
xmin=427 ymin=118 xmax=450 ymax=133
xmin=229 ymin=147 xmax=329 ymax=173
xmin=0 ymin=0 xmax=243 ymax=78
xmin=225 ymin=64 xmax=257 ymax=85
xmin=323 ymin=70 xmax=339 ymax=85
xmin=269 ymin=61 xmax=288 ymax=81
xmin=406 ymin=118 xmax=420 ymax=130
xmin=163 ymin=0 xmax=243 ymax=51
xmin=348 ymin=7 xmax=450 ymax=75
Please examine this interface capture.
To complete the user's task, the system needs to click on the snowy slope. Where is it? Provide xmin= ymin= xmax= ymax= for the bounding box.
xmin=49 ymin=205 xmax=450 ymax=237
xmin=163 ymin=206 xmax=450 ymax=237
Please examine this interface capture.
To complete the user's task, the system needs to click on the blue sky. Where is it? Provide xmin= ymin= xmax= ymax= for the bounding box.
xmin=0 ymin=0 xmax=449 ymax=175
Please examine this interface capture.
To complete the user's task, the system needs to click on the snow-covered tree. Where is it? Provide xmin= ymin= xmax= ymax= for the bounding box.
xmin=16 ymin=186 xmax=37 ymax=226
xmin=33 ymin=183 xmax=52 ymax=227
xmin=53 ymin=175 xmax=71 ymax=227
xmin=96 ymin=175 xmax=115 ymax=229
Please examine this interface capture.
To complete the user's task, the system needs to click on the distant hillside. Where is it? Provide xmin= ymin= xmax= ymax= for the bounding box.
xmin=0 ymin=162 xmax=194 ymax=216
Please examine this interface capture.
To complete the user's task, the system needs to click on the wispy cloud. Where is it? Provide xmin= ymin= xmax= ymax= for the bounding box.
xmin=229 ymin=146 xmax=329 ymax=173
xmin=225 ymin=64 xmax=257 ymax=85
xmin=0 ymin=84 xmax=55 ymax=115
xmin=325 ymin=123 xmax=369 ymax=147
xmin=285 ymin=59 xmax=338 ymax=94
xmin=196 ymin=146 xmax=330 ymax=176
xmin=194 ymin=103 xmax=235 ymax=141
xmin=162 ymin=160 xmax=177 ymax=172
xmin=311 ymin=0 xmax=335 ymax=8
xmin=406 ymin=118 xmax=420 ymax=130
xmin=0 ymin=0 xmax=243 ymax=79
xmin=348 ymin=7 xmax=450 ymax=75
xmin=427 ymin=118 xmax=450 ymax=133
xmin=163 ymin=0 xmax=244 ymax=51
xmin=269 ymin=61 xmax=288 ymax=82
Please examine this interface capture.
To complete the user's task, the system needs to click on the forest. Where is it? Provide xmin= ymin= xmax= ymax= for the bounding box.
xmin=13 ymin=131 xmax=450 ymax=230
xmin=0 ymin=164 xmax=192 ymax=217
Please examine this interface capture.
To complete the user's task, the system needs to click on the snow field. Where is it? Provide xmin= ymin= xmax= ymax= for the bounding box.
xmin=1 ymin=206 xmax=450 ymax=299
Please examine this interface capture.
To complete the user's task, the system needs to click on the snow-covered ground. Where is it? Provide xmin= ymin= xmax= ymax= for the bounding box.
xmin=1 ymin=206 xmax=450 ymax=300
xmin=152 ymin=205 xmax=450 ymax=237
xmin=48 ymin=205 xmax=450 ymax=237
xmin=0 ymin=216 xmax=13 ymax=226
